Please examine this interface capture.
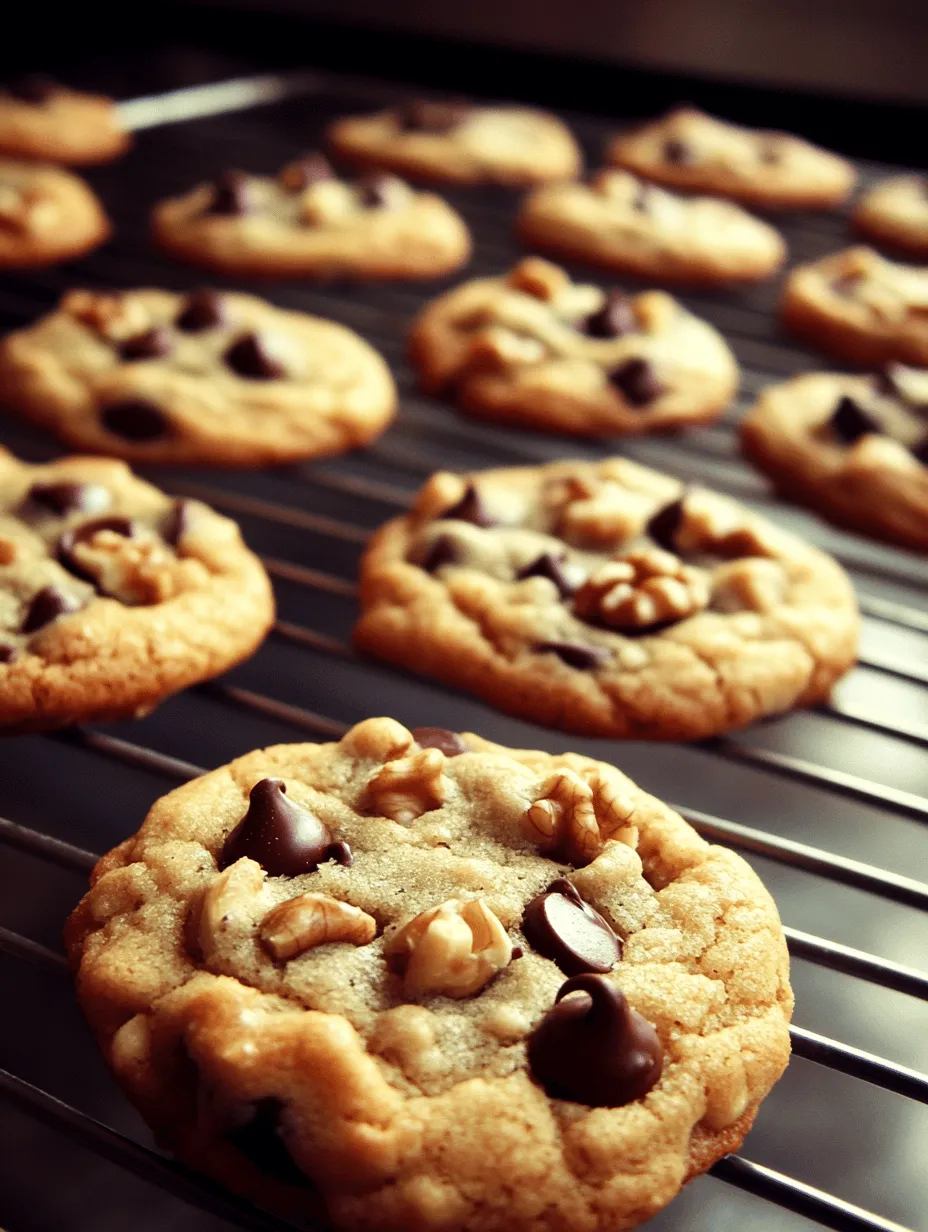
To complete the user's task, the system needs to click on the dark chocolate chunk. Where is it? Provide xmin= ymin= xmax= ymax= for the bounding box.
xmin=219 ymin=778 xmax=336 ymax=877
xmin=397 ymin=98 xmax=472 ymax=133
xmin=583 ymin=292 xmax=638 ymax=340
xmin=537 ymin=640 xmax=610 ymax=670
xmin=357 ymin=172 xmax=407 ymax=210
xmin=162 ymin=499 xmax=196 ymax=548
xmin=21 ymin=585 xmax=83 ymax=634
xmin=284 ymin=153 xmax=336 ymax=190
xmin=411 ymin=726 xmax=466 ymax=757
xmin=911 ymin=435 xmax=928 ymax=465
xmin=0 ymin=644 xmax=17 ymax=664
xmin=225 ymin=1099 xmax=309 ymax=1187
xmin=441 ymin=484 xmax=495 ymax=527
xmin=26 ymin=481 xmax=111 ymax=518
xmin=646 ymin=497 xmax=685 ymax=552
xmin=511 ymin=945 xmax=524 ymax=960
xmin=517 ymin=552 xmax=576 ymax=597
xmin=6 ymin=75 xmax=58 ymax=104
xmin=57 ymin=516 xmax=136 ymax=582
xmin=176 ymin=289 xmax=226 ymax=333
xmin=610 ymin=358 xmax=665 ymax=407
xmin=527 ymin=973 xmax=663 ymax=1106
xmin=208 ymin=170 xmax=252 ymax=216
xmin=101 ymin=399 xmax=168 ymax=442
xmin=662 ymin=138 xmax=693 ymax=165
xmin=830 ymin=395 xmax=882 ymax=444
xmin=522 ymin=880 xmax=621 ymax=976
xmin=119 ymin=327 xmax=173 ymax=362
xmin=225 ymin=332 xmax=286 ymax=380
xmin=420 ymin=534 xmax=460 ymax=573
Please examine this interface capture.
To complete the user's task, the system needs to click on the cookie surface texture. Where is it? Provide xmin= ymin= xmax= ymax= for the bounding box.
xmin=853 ymin=177 xmax=928 ymax=258
xmin=65 ymin=717 xmax=793 ymax=1231
xmin=152 ymin=157 xmax=471 ymax=280
xmin=0 ymin=288 xmax=397 ymax=465
xmin=328 ymin=98 xmax=582 ymax=186
xmin=0 ymin=78 xmax=129 ymax=163
xmin=607 ymin=107 xmax=854 ymax=210
xmin=355 ymin=460 xmax=860 ymax=740
xmin=518 ymin=170 xmax=785 ymax=284
xmin=0 ymin=160 xmax=110 ymax=268
xmin=409 ymin=257 xmax=738 ymax=436
xmin=0 ymin=447 xmax=273 ymax=731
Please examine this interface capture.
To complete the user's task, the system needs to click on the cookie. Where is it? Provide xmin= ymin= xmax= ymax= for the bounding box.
xmin=152 ymin=155 xmax=471 ymax=281
xmin=0 ymin=447 xmax=273 ymax=732
xmin=853 ymin=177 xmax=928 ymax=258
xmin=607 ymin=107 xmax=855 ymax=211
xmin=741 ymin=368 xmax=928 ymax=552
xmin=782 ymin=246 xmax=928 ymax=367
xmin=0 ymin=288 xmax=397 ymax=466
xmin=0 ymin=76 xmax=129 ymax=164
xmin=355 ymin=460 xmax=859 ymax=740
xmin=327 ymin=97 xmax=582 ymax=187
xmin=409 ymin=257 xmax=739 ymax=437
xmin=518 ymin=169 xmax=786 ymax=285
xmin=0 ymin=159 xmax=110 ymax=269
xmin=65 ymin=716 xmax=792 ymax=1231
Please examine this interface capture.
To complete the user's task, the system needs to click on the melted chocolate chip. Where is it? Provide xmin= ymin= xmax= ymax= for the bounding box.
xmin=398 ymin=98 xmax=472 ymax=133
xmin=523 ymin=880 xmax=621 ymax=976
xmin=420 ymin=534 xmax=460 ymax=573
xmin=831 ymin=395 xmax=883 ymax=444
xmin=225 ymin=333 xmax=286 ymax=380
xmin=646 ymin=497 xmax=685 ymax=552
xmin=411 ymin=726 xmax=466 ymax=757
xmin=517 ymin=552 xmax=576 ymax=597
xmin=610 ymin=358 xmax=665 ymax=407
xmin=26 ymin=481 xmax=112 ymax=518
xmin=528 ymin=974 xmax=662 ymax=1106
xmin=220 ymin=778 xmax=337 ymax=876
xmin=225 ymin=1099 xmax=310 ymax=1187
xmin=285 ymin=153 xmax=336 ymax=190
xmin=6 ymin=75 xmax=58 ymax=104
xmin=583 ymin=292 xmax=638 ymax=340
xmin=662 ymin=138 xmax=693 ymax=165
xmin=442 ymin=484 xmax=495 ymax=527
xmin=357 ymin=173 xmax=407 ymax=210
xmin=176 ymin=290 xmax=226 ymax=333
xmin=119 ymin=327 xmax=172 ymax=362
xmin=163 ymin=499 xmax=195 ymax=548
xmin=208 ymin=170 xmax=252 ymax=216
xmin=57 ymin=517 xmax=135 ymax=581
xmin=21 ymin=586 xmax=83 ymax=634
xmin=537 ymin=641 xmax=610 ymax=670
xmin=101 ymin=399 xmax=168 ymax=442
xmin=0 ymin=644 xmax=17 ymax=663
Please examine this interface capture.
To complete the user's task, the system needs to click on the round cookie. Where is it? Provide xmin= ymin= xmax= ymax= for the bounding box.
xmin=355 ymin=460 xmax=860 ymax=740
xmin=607 ymin=107 xmax=855 ymax=211
xmin=65 ymin=716 xmax=793 ymax=1231
xmin=152 ymin=154 xmax=471 ymax=281
xmin=0 ymin=288 xmax=397 ymax=466
xmin=328 ymin=97 xmax=582 ymax=187
xmin=742 ymin=368 xmax=928 ymax=552
xmin=0 ymin=159 xmax=110 ymax=269
xmin=0 ymin=447 xmax=273 ymax=732
xmin=853 ymin=177 xmax=928 ymax=259
xmin=518 ymin=169 xmax=786 ymax=285
xmin=0 ymin=76 xmax=129 ymax=164
xmin=782 ymin=246 xmax=928 ymax=368
xmin=409 ymin=257 xmax=739 ymax=436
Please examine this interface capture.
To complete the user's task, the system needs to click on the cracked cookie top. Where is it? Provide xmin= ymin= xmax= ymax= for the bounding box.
xmin=66 ymin=717 xmax=792 ymax=1232
xmin=0 ymin=77 xmax=129 ymax=164
xmin=0 ymin=159 xmax=110 ymax=269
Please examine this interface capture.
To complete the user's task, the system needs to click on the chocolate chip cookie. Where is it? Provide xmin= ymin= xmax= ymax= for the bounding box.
xmin=0 ymin=159 xmax=110 ymax=268
xmin=0 ymin=76 xmax=129 ymax=164
xmin=65 ymin=716 xmax=792 ymax=1231
xmin=409 ymin=258 xmax=739 ymax=436
xmin=0 ymin=288 xmax=397 ymax=466
xmin=518 ymin=169 xmax=786 ymax=284
xmin=355 ymin=461 xmax=859 ymax=740
xmin=0 ymin=447 xmax=273 ymax=731
xmin=782 ymin=246 xmax=928 ymax=367
xmin=152 ymin=155 xmax=471 ymax=280
xmin=742 ymin=369 xmax=928 ymax=551
xmin=853 ymin=177 xmax=928 ymax=258
xmin=327 ymin=97 xmax=582 ymax=187
xmin=608 ymin=107 xmax=855 ymax=211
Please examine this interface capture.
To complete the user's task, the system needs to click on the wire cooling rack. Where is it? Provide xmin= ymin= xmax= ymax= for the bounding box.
xmin=0 ymin=58 xmax=926 ymax=1232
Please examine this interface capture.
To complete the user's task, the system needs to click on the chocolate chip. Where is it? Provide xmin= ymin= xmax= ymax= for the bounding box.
xmin=583 ymin=292 xmax=638 ymax=340
xmin=220 ymin=778 xmax=336 ymax=877
xmin=6 ymin=75 xmax=58 ymax=104
xmin=411 ymin=726 xmax=466 ymax=757
xmin=610 ymin=358 xmax=665 ymax=407
xmin=225 ymin=1099 xmax=309 ymax=1187
xmin=398 ymin=98 xmax=472 ymax=133
xmin=119 ymin=327 xmax=173 ymax=362
xmin=284 ymin=153 xmax=336 ymax=190
xmin=225 ymin=333 xmax=286 ymax=380
xmin=176 ymin=290 xmax=226 ymax=333
xmin=537 ymin=641 xmax=610 ymax=670
xmin=57 ymin=516 xmax=136 ymax=581
xmin=101 ymin=399 xmax=169 ymax=442
xmin=26 ymin=481 xmax=112 ymax=518
xmin=522 ymin=880 xmax=621 ymax=976
xmin=831 ymin=395 xmax=882 ymax=444
xmin=0 ymin=644 xmax=17 ymax=664
xmin=357 ymin=173 xmax=408 ymax=210
xmin=162 ymin=499 xmax=195 ymax=548
xmin=527 ymin=973 xmax=662 ymax=1106
xmin=420 ymin=534 xmax=460 ymax=573
xmin=208 ymin=170 xmax=252 ymax=216
xmin=517 ymin=552 xmax=576 ymax=597
xmin=326 ymin=839 xmax=354 ymax=867
xmin=662 ymin=138 xmax=693 ymax=165
xmin=21 ymin=586 xmax=83 ymax=634
xmin=911 ymin=435 xmax=928 ymax=465
xmin=511 ymin=945 xmax=524 ymax=960
xmin=442 ymin=484 xmax=495 ymax=527
xmin=646 ymin=497 xmax=685 ymax=552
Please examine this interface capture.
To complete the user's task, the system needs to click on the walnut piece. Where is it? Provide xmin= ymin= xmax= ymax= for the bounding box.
xmin=387 ymin=898 xmax=512 ymax=999
xmin=71 ymin=529 xmax=208 ymax=606
xmin=523 ymin=766 xmax=636 ymax=865
xmin=198 ymin=858 xmax=268 ymax=966
xmin=711 ymin=557 xmax=787 ymax=614
xmin=366 ymin=747 xmax=451 ymax=823
xmin=557 ymin=482 xmax=654 ymax=548
xmin=63 ymin=290 xmax=151 ymax=342
xmin=260 ymin=893 xmax=376 ymax=961
xmin=574 ymin=547 xmax=710 ymax=630
xmin=299 ymin=180 xmax=359 ymax=225
xmin=507 ymin=256 xmax=570 ymax=302
xmin=465 ymin=325 xmax=547 ymax=371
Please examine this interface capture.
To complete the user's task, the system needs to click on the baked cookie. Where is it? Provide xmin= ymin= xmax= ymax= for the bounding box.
xmin=782 ymin=246 xmax=928 ymax=367
xmin=742 ymin=368 xmax=928 ymax=551
xmin=355 ymin=461 xmax=859 ymax=740
xmin=0 ymin=288 xmax=397 ymax=466
xmin=152 ymin=154 xmax=471 ymax=281
xmin=853 ymin=177 xmax=928 ymax=258
xmin=607 ymin=107 xmax=855 ymax=211
xmin=0 ymin=447 xmax=273 ymax=732
xmin=0 ymin=159 xmax=110 ymax=269
xmin=328 ymin=97 xmax=582 ymax=187
xmin=65 ymin=716 xmax=793 ymax=1231
xmin=0 ymin=76 xmax=129 ymax=164
xmin=518 ymin=169 xmax=786 ymax=285
xmin=409 ymin=257 xmax=739 ymax=436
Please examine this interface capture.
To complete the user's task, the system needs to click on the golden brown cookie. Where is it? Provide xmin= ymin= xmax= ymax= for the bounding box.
xmin=853 ymin=177 xmax=928 ymax=258
xmin=0 ymin=159 xmax=110 ymax=269
xmin=0 ymin=76 xmax=129 ymax=164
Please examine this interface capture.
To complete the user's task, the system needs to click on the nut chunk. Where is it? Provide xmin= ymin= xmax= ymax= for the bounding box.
xmin=387 ymin=898 xmax=513 ymax=999
xmin=524 ymin=767 xmax=636 ymax=865
xmin=260 ymin=893 xmax=377 ymax=961
xmin=366 ymin=747 xmax=451 ymax=823
xmin=574 ymin=547 xmax=710 ymax=631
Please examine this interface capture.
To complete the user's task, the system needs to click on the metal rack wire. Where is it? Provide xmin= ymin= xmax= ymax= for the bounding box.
xmin=0 ymin=60 xmax=926 ymax=1232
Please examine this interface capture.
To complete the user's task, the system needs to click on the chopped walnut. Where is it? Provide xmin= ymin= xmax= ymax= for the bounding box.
xmin=465 ymin=325 xmax=547 ymax=371
xmin=711 ymin=558 xmax=787 ymax=614
xmin=63 ymin=290 xmax=151 ymax=342
xmin=365 ymin=747 xmax=451 ymax=824
xmin=523 ymin=766 xmax=636 ymax=865
xmin=507 ymin=256 xmax=570 ymax=302
xmin=70 ymin=529 xmax=209 ymax=606
xmin=410 ymin=471 xmax=470 ymax=523
xmin=675 ymin=491 xmax=777 ymax=558
xmin=574 ymin=547 xmax=710 ymax=630
xmin=299 ymin=180 xmax=359 ymax=225
xmin=260 ymin=893 xmax=376 ymax=961
xmin=198 ymin=858 xmax=269 ymax=966
xmin=387 ymin=898 xmax=512 ymax=999
xmin=557 ymin=483 xmax=655 ymax=548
